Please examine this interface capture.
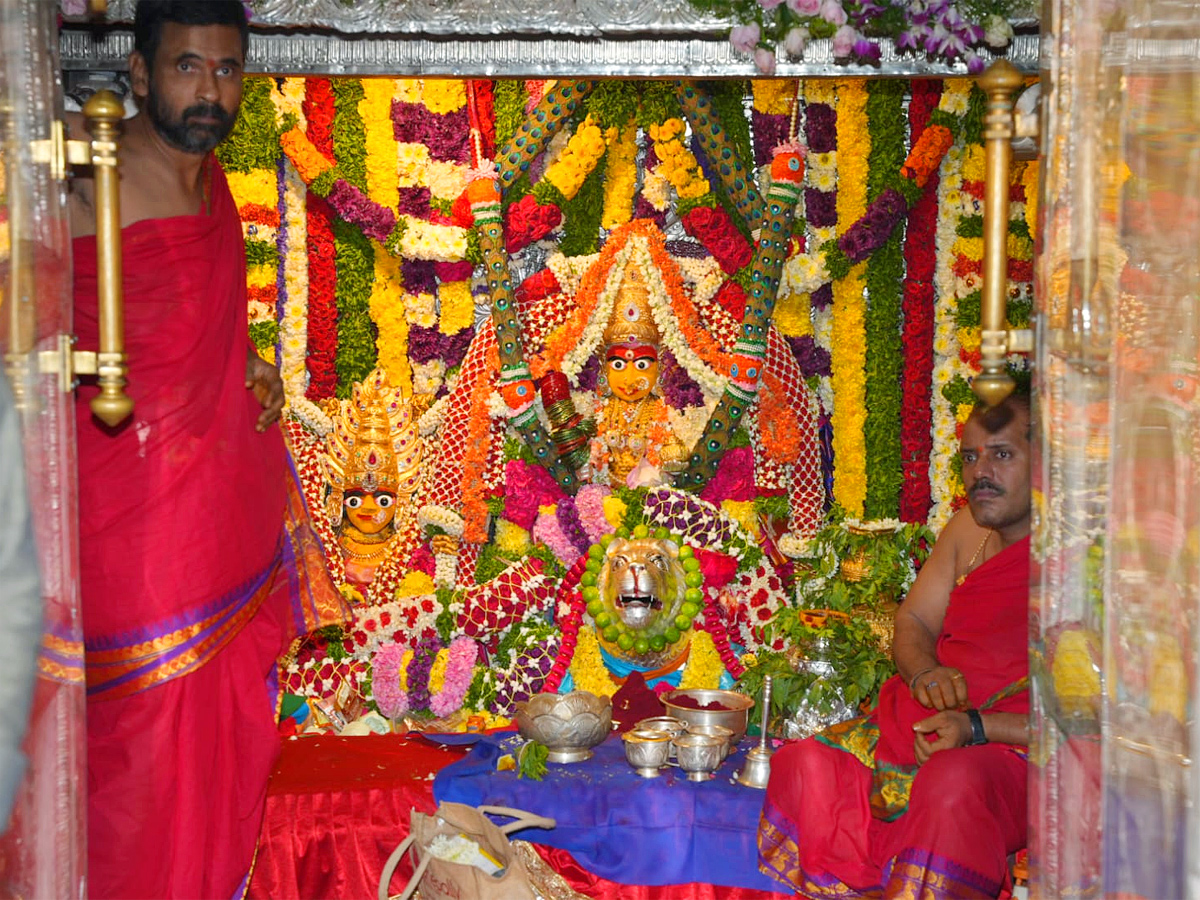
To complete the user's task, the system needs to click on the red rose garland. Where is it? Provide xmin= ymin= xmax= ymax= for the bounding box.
xmin=303 ymin=79 xmax=338 ymax=401
xmin=899 ymin=80 xmax=941 ymax=523
xmin=701 ymin=593 xmax=745 ymax=679
xmin=682 ymin=205 xmax=754 ymax=274
xmin=542 ymin=556 xmax=588 ymax=693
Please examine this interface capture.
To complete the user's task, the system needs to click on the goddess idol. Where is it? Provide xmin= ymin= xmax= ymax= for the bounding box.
xmin=284 ymin=367 xmax=424 ymax=605
xmin=587 ymin=262 xmax=687 ymax=488
xmin=419 ymin=219 xmax=825 ymax=588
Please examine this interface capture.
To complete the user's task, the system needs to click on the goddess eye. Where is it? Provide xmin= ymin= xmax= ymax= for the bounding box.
xmin=344 ymin=495 xmax=364 ymax=509
xmin=609 ymin=359 xmax=627 ymax=371
xmin=635 ymin=359 xmax=652 ymax=371
xmin=376 ymin=494 xmax=395 ymax=508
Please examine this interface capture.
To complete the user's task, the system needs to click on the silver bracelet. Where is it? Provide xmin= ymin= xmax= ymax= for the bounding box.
xmin=908 ymin=666 xmax=936 ymax=692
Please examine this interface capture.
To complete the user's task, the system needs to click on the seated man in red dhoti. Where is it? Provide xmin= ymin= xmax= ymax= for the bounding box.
xmin=759 ymin=392 xmax=1032 ymax=899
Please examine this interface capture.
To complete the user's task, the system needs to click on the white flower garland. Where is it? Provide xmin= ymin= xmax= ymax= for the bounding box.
xmin=417 ymin=504 xmax=465 ymax=537
xmin=555 ymin=236 xmax=726 ymax=401
xmin=928 ymin=98 xmax=970 ymax=530
xmin=418 ymin=394 xmax=449 ymax=436
xmin=545 ymin=250 xmax=594 ymax=297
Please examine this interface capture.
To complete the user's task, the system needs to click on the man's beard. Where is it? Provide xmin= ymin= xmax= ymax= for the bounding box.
xmin=147 ymin=91 xmax=234 ymax=154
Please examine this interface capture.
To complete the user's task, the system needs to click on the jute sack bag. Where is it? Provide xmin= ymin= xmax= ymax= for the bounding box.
xmin=378 ymin=803 xmax=556 ymax=900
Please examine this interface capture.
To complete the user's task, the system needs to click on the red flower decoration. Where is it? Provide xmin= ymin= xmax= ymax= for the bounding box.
xmin=713 ymin=281 xmax=747 ymax=320
xmin=694 ymin=547 xmax=739 ymax=591
xmin=505 ymin=194 xmax=562 ymax=254
xmin=682 ymin=205 xmax=753 ymax=274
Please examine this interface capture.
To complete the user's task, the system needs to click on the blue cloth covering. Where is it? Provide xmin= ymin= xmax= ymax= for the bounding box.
xmin=433 ymin=731 xmax=780 ymax=891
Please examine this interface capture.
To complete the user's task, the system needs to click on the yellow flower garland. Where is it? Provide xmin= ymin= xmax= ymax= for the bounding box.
xmin=369 ymin=250 xmax=413 ymax=395
xmin=773 ymin=290 xmax=813 ymax=337
xmin=751 ymin=79 xmax=794 ymax=116
xmin=678 ymin=630 xmax=724 ymax=691
xmin=830 ymin=79 xmax=869 ymax=518
xmin=439 ymin=280 xmax=475 ymax=334
xmin=648 ymin=117 xmax=710 ymax=201
xmin=1021 ymin=161 xmax=1039 ymax=242
xmin=569 ymin=627 xmax=618 ymax=699
xmin=361 ymin=78 xmax=401 ymax=209
xmin=421 ymin=79 xmax=466 ymax=115
xmin=601 ymin=123 xmax=638 ymax=230
xmin=429 ymin=648 xmax=450 ymax=694
xmin=494 ymin=520 xmax=531 ymax=556
xmin=544 ymin=114 xmax=607 ymax=201
xmin=226 ymin=170 xmax=278 ymax=209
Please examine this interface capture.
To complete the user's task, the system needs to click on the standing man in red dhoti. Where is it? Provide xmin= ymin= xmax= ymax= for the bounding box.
xmin=760 ymin=392 xmax=1032 ymax=899
xmin=69 ymin=3 xmax=345 ymax=897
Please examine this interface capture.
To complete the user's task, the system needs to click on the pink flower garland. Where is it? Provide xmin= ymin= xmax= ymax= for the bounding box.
xmin=430 ymin=636 xmax=479 ymax=717
xmin=371 ymin=642 xmax=409 ymax=718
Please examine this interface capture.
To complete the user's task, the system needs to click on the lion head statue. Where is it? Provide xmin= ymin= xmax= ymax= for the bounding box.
xmin=595 ymin=537 xmax=690 ymax=665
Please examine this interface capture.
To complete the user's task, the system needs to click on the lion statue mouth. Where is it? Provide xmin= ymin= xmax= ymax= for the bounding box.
xmin=618 ymin=593 xmax=662 ymax=610
xmin=598 ymin=537 xmax=687 ymax=637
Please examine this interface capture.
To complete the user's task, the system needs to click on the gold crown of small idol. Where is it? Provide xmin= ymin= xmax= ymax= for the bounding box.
xmin=323 ymin=368 xmax=422 ymax=516
xmin=603 ymin=263 xmax=660 ymax=348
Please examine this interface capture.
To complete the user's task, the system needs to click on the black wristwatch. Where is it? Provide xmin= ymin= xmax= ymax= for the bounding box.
xmin=965 ymin=708 xmax=988 ymax=746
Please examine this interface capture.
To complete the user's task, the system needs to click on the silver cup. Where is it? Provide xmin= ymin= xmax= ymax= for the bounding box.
xmin=684 ymin=723 xmax=734 ymax=760
xmin=622 ymin=729 xmax=672 ymax=777
xmin=673 ymin=732 xmax=725 ymax=782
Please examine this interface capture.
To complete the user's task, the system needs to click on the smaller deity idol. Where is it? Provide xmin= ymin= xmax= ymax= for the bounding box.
xmin=323 ymin=368 xmax=422 ymax=594
xmin=591 ymin=264 xmax=687 ymax=487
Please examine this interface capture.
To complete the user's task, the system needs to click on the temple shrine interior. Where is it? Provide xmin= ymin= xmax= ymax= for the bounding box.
xmin=2 ymin=0 xmax=1199 ymax=897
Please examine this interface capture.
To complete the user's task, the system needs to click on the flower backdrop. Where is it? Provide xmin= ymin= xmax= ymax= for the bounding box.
xmin=215 ymin=75 xmax=1037 ymax=732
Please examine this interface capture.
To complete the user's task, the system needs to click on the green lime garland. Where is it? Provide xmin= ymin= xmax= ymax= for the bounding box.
xmin=557 ymin=152 xmax=606 ymax=257
xmin=492 ymin=80 xmax=529 ymax=150
xmin=330 ymin=79 xmax=367 ymax=191
xmin=579 ymin=525 xmax=706 ymax=659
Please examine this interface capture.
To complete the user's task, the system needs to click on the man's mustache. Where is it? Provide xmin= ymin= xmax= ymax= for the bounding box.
xmin=970 ymin=478 xmax=1003 ymax=497
xmin=182 ymin=102 xmax=231 ymax=126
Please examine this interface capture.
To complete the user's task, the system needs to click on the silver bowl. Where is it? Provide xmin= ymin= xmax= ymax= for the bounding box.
xmin=622 ymin=729 xmax=672 ymax=777
xmin=672 ymin=731 xmax=726 ymax=782
xmin=514 ymin=691 xmax=613 ymax=763
xmin=660 ymin=689 xmax=754 ymax=745
xmin=684 ymin=723 xmax=735 ymax=759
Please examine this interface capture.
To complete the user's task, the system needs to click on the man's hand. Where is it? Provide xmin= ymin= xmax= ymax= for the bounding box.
xmin=245 ymin=350 xmax=284 ymax=432
xmin=910 ymin=666 xmax=969 ymax=711
xmin=912 ymin=710 xmax=971 ymax=765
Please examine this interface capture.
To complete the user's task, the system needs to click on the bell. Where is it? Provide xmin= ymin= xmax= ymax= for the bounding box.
xmin=735 ymin=675 xmax=775 ymax=790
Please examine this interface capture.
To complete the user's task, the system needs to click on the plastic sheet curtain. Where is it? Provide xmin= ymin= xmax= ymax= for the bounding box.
xmin=0 ymin=0 xmax=87 ymax=897
xmin=1030 ymin=0 xmax=1200 ymax=896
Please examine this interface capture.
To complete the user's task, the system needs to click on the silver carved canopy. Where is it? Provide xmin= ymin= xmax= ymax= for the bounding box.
xmin=59 ymin=0 xmax=1039 ymax=78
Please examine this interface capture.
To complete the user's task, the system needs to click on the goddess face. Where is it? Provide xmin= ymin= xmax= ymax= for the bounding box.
xmin=605 ymin=343 xmax=659 ymax=403
xmin=342 ymin=489 xmax=397 ymax=535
